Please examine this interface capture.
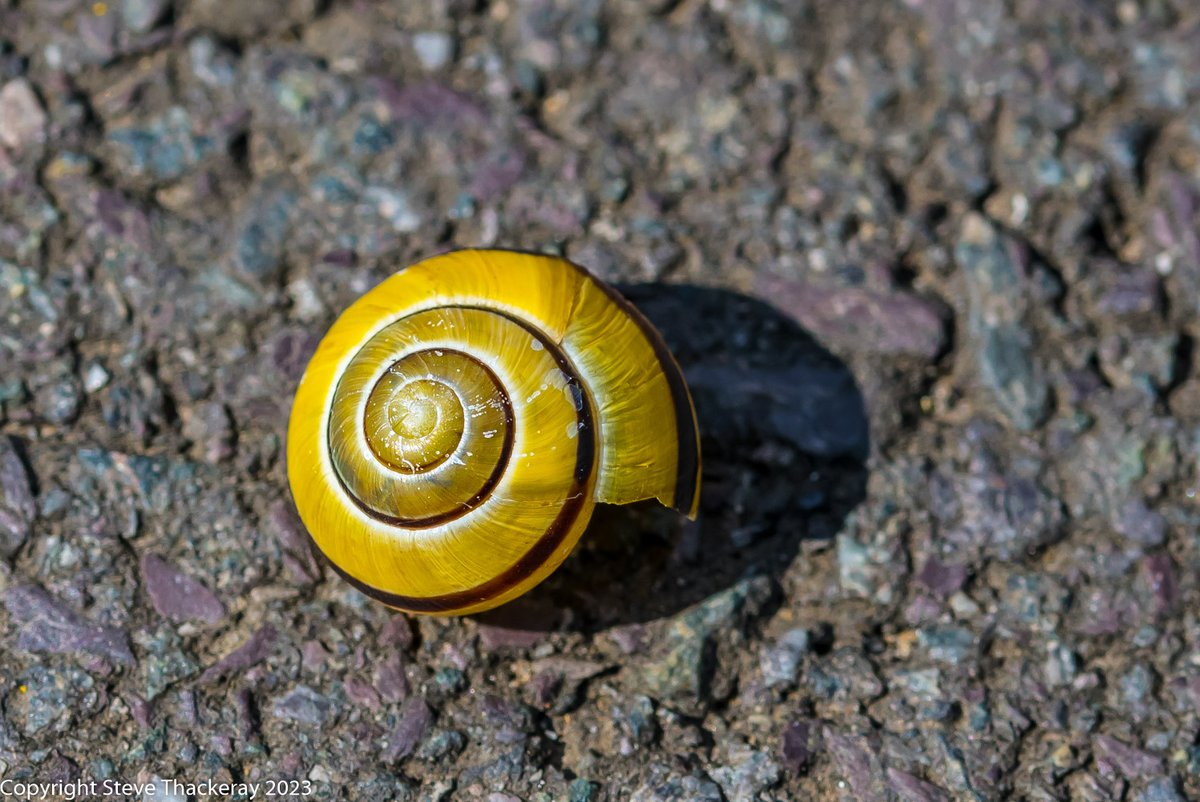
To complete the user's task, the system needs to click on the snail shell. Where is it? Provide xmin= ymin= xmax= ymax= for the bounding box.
xmin=287 ymin=249 xmax=700 ymax=615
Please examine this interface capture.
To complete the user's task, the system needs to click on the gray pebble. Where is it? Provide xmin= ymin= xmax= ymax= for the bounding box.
xmin=0 ymin=79 xmax=46 ymax=151
xmin=0 ymin=436 xmax=35 ymax=557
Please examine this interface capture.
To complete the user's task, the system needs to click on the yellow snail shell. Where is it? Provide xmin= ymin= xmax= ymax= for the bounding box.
xmin=287 ymin=249 xmax=700 ymax=615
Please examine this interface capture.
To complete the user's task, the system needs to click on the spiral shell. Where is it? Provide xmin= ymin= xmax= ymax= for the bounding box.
xmin=287 ymin=249 xmax=700 ymax=615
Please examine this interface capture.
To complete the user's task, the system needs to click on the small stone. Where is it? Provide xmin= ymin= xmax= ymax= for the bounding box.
xmin=273 ymin=685 xmax=333 ymax=726
xmin=760 ymin=628 xmax=810 ymax=688
xmin=1118 ymin=499 xmax=1168 ymax=546
xmin=384 ymin=698 xmax=433 ymax=762
xmin=837 ymin=533 xmax=895 ymax=602
xmin=9 ymin=665 xmax=83 ymax=736
xmin=181 ymin=401 xmax=235 ymax=463
xmin=957 ymin=214 xmax=1048 ymax=430
xmin=886 ymin=768 xmax=953 ymax=802
xmin=139 ymin=553 xmax=225 ymax=624
xmin=1050 ymin=743 xmax=1075 ymax=769
xmin=412 ymin=32 xmax=454 ymax=70
xmin=125 ymin=692 xmax=153 ymax=728
xmin=758 ymin=278 xmax=948 ymax=360
xmin=4 ymin=584 xmax=135 ymax=666
xmin=476 ymin=598 xmax=557 ymax=649
xmin=1093 ymin=734 xmax=1163 ymax=779
xmin=1044 ymin=643 xmax=1079 ymax=687
xmin=373 ymin=654 xmax=409 ymax=703
xmin=416 ymin=728 xmax=465 ymax=762
xmin=82 ymin=362 xmax=112 ymax=393
xmin=433 ymin=667 xmax=465 ymax=694
xmin=916 ymin=558 xmax=968 ymax=597
xmin=365 ymin=186 xmax=422 ymax=233
xmin=234 ymin=186 xmax=296 ymax=280
xmin=825 ymin=730 xmax=886 ymax=802
xmin=269 ymin=499 xmax=320 ymax=584
xmin=630 ymin=771 xmax=724 ymax=801
xmin=135 ymin=627 xmax=200 ymax=700
xmin=710 ymin=743 xmax=781 ymax=801
xmin=343 ymin=677 xmax=379 ymax=705
xmin=918 ymin=626 xmax=976 ymax=665
xmin=34 ymin=378 xmax=83 ymax=424
xmin=1120 ymin=663 xmax=1155 ymax=710
xmin=199 ymin=625 xmax=277 ymax=683
xmin=77 ymin=11 xmax=117 ymax=60
xmin=526 ymin=657 xmax=606 ymax=713
xmin=380 ymin=614 xmax=414 ymax=650
xmin=780 ymin=720 xmax=817 ymax=774
xmin=122 ymin=0 xmax=172 ymax=33
xmin=607 ymin=623 xmax=648 ymax=654
xmin=1137 ymin=778 xmax=1185 ymax=802
xmin=1138 ymin=554 xmax=1179 ymax=617
xmin=643 ymin=579 xmax=764 ymax=704
xmin=568 ymin=779 xmax=599 ymax=802
xmin=106 ymin=107 xmax=221 ymax=183
xmin=0 ymin=79 xmax=47 ymax=151
xmin=1097 ymin=269 xmax=1162 ymax=316
xmin=0 ymin=436 xmax=36 ymax=558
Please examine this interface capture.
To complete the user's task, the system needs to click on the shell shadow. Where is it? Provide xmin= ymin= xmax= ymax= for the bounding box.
xmin=474 ymin=284 xmax=870 ymax=634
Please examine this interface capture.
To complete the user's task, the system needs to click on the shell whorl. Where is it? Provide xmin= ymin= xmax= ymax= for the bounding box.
xmin=287 ymin=249 xmax=700 ymax=615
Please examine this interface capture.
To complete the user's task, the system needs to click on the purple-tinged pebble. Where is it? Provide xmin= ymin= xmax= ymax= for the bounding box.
xmin=384 ymin=698 xmax=432 ymax=762
xmin=42 ymin=752 xmax=78 ymax=783
xmin=273 ymin=685 xmax=332 ymax=726
xmin=210 ymin=734 xmax=232 ymax=756
xmin=1098 ymin=270 xmax=1162 ymax=316
xmin=373 ymin=654 xmax=408 ymax=703
xmin=140 ymin=553 xmax=225 ymax=623
xmin=199 ymin=625 xmax=277 ymax=683
xmin=608 ymin=623 xmax=648 ymax=655
xmin=1166 ymin=675 xmax=1200 ymax=713
xmin=345 ymin=676 xmax=381 ymax=710
xmin=887 ymin=768 xmax=953 ymax=802
xmin=916 ymin=558 xmax=968 ymax=597
xmin=904 ymin=595 xmax=943 ymax=626
xmin=824 ymin=730 xmax=886 ymax=802
xmin=125 ymin=692 xmax=153 ymax=728
xmin=757 ymin=277 xmax=947 ymax=360
xmin=1138 ymin=554 xmax=1179 ymax=617
xmin=302 ymin=639 xmax=330 ymax=671
xmin=380 ymin=614 xmax=414 ymax=650
xmin=1093 ymin=734 xmax=1163 ymax=780
xmin=780 ymin=720 xmax=817 ymax=774
xmin=4 ymin=584 xmax=135 ymax=666
xmin=476 ymin=598 xmax=558 ymax=649
xmin=269 ymin=499 xmax=319 ymax=584
xmin=530 ymin=669 xmax=562 ymax=709
xmin=369 ymin=79 xmax=488 ymax=127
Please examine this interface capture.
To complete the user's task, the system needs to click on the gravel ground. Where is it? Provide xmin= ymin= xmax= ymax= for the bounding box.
xmin=2 ymin=0 xmax=1200 ymax=800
